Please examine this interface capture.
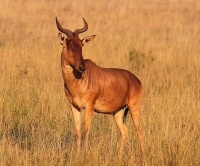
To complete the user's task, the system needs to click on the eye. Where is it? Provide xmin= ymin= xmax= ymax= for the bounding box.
xmin=67 ymin=41 xmax=71 ymax=48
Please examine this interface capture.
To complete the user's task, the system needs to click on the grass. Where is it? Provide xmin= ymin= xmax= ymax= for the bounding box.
xmin=0 ymin=0 xmax=200 ymax=165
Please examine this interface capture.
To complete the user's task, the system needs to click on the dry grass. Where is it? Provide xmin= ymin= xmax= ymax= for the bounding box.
xmin=0 ymin=0 xmax=200 ymax=165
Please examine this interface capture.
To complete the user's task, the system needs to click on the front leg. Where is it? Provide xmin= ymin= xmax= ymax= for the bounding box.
xmin=82 ymin=105 xmax=94 ymax=150
xmin=70 ymin=104 xmax=81 ymax=152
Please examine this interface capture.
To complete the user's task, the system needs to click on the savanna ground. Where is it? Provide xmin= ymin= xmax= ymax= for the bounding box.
xmin=0 ymin=0 xmax=200 ymax=165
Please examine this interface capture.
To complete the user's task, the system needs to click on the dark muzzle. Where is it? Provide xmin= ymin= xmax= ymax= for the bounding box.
xmin=79 ymin=66 xmax=86 ymax=73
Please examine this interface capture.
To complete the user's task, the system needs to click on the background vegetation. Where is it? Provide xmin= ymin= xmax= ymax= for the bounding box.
xmin=0 ymin=0 xmax=200 ymax=165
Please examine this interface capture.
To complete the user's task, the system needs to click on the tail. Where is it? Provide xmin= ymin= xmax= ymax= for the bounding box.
xmin=123 ymin=106 xmax=129 ymax=123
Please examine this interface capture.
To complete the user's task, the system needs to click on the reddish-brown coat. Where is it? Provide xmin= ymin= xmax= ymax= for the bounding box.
xmin=56 ymin=17 xmax=144 ymax=160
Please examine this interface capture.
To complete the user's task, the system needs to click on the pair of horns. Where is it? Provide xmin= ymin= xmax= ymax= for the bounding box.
xmin=56 ymin=17 xmax=88 ymax=36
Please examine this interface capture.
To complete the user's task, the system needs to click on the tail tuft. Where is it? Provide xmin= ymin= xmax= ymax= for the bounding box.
xmin=123 ymin=107 xmax=129 ymax=123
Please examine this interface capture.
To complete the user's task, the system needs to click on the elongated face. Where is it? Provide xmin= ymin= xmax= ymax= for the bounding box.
xmin=56 ymin=17 xmax=96 ymax=73
xmin=59 ymin=32 xmax=86 ymax=72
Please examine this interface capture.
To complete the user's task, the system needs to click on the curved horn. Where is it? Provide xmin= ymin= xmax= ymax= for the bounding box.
xmin=56 ymin=17 xmax=72 ymax=36
xmin=74 ymin=17 xmax=88 ymax=34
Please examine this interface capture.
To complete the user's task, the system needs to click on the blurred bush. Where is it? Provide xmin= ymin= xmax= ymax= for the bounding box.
xmin=129 ymin=49 xmax=155 ymax=71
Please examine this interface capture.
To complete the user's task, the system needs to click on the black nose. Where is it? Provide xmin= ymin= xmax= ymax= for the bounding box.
xmin=79 ymin=66 xmax=86 ymax=73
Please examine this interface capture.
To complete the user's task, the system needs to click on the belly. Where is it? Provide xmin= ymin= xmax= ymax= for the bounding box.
xmin=71 ymin=96 xmax=127 ymax=113
xmin=93 ymin=98 xmax=127 ymax=114
xmin=70 ymin=74 xmax=130 ymax=112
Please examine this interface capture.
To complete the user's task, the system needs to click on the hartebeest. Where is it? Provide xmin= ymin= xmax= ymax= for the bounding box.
xmin=56 ymin=17 xmax=144 ymax=158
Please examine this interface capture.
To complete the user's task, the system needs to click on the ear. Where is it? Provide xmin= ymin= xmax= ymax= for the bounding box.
xmin=82 ymin=35 xmax=96 ymax=46
xmin=58 ymin=32 xmax=67 ymax=46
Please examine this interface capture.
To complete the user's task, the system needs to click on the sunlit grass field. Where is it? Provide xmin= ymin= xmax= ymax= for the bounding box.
xmin=0 ymin=0 xmax=200 ymax=165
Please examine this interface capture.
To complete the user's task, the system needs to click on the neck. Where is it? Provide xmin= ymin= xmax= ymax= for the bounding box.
xmin=63 ymin=61 xmax=72 ymax=69
xmin=61 ymin=59 xmax=84 ymax=85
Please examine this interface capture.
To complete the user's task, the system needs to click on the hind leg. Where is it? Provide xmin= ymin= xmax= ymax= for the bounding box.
xmin=129 ymin=104 xmax=144 ymax=153
xmin=113 ymin=109 xmax=128 ymax=161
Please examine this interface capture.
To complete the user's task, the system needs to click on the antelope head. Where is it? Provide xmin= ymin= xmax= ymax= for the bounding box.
xmin=56 ymin=17 xmax=96 ymax=73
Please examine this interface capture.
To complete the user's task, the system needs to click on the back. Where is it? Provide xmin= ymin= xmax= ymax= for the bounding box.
xmin=85 ymin=59 xmax=141 ymax=113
